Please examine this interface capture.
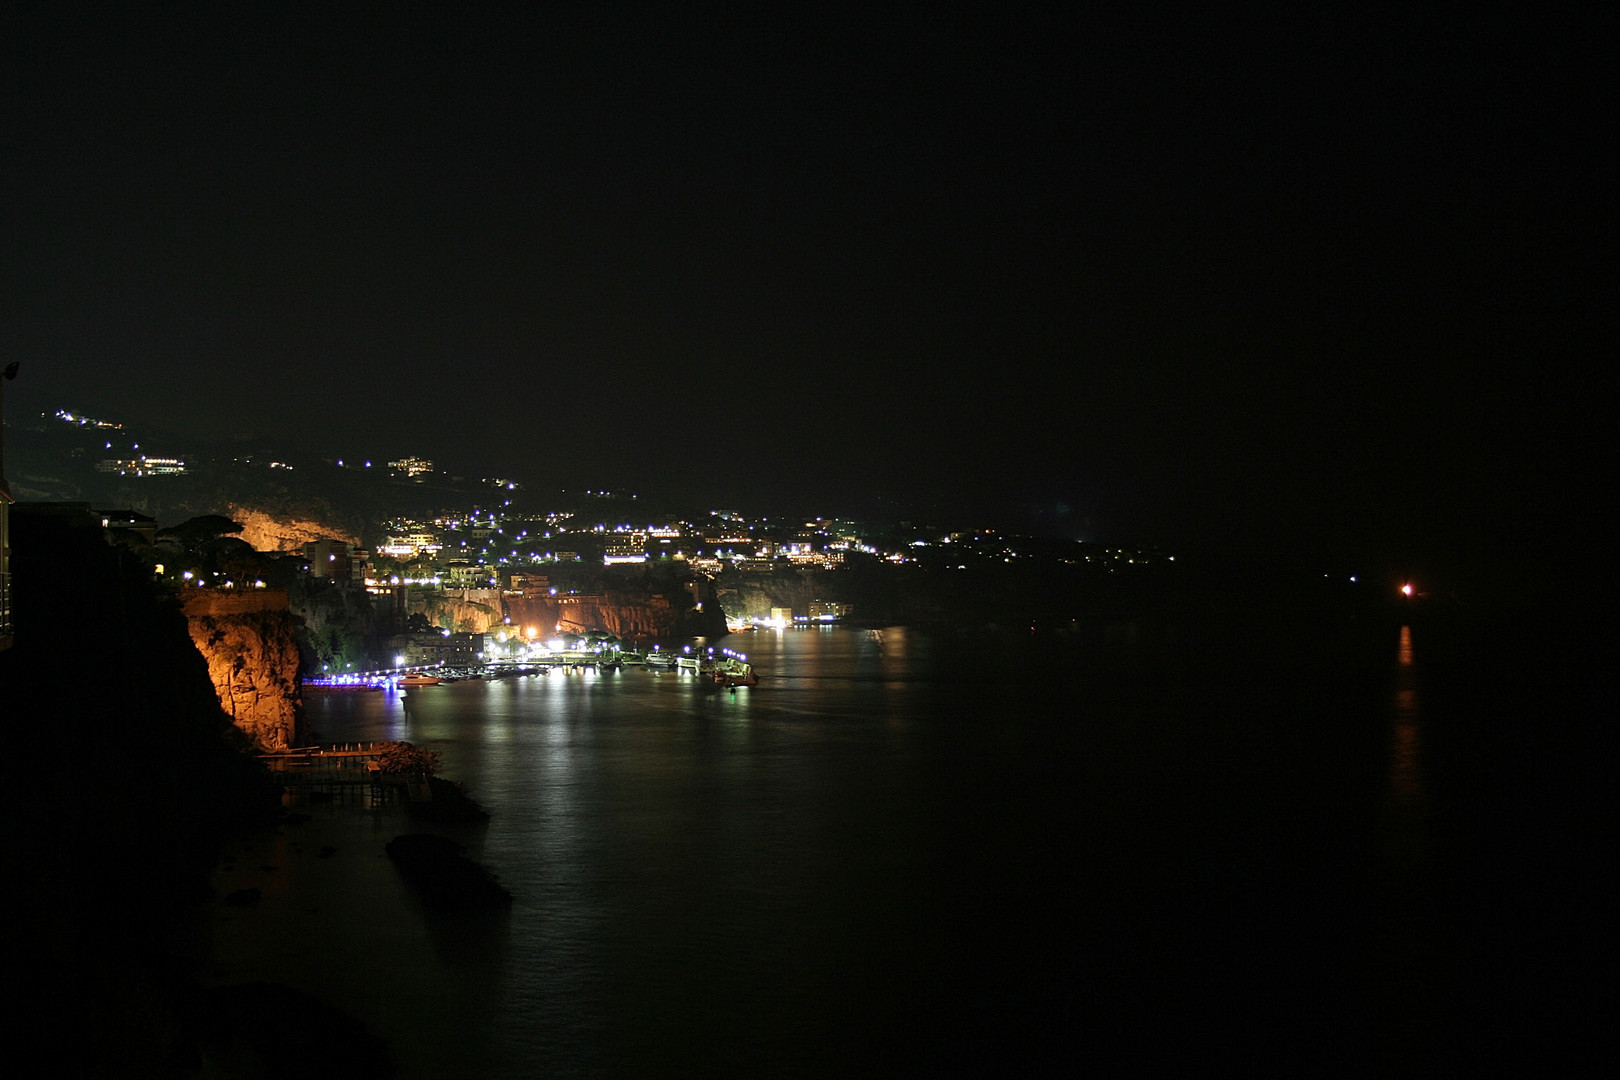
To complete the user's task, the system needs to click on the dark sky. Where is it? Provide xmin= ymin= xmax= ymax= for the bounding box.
xmin=1 ymin=4 xmax=1603 ymax=574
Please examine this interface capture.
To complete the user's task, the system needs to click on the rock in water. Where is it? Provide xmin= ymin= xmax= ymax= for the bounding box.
xmin=384 ymin=834 xmax=512 ymax=911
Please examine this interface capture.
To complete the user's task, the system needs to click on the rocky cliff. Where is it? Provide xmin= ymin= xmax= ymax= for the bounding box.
xmin=8 ymin=486 xmax=286 ymax=1077
xmin=412 ymin=587 xmax=504 ymax=634
xmin=183 ymin=590 xmax=306 ymax=750
xmin=716 ymin=569 xmax=830 ymax=622
xmin=504 ymin=585 xmax=727 ymax=640
xmin=227 ymin=502 xmax=359 ymax=552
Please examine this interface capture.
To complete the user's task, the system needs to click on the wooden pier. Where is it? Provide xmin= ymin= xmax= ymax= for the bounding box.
xmin=258 ymin=744 xmax=429 ymax=805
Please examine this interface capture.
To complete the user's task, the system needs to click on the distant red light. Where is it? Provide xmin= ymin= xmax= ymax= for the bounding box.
xmin=1401 ymin=583 xmax=1414 ymax=596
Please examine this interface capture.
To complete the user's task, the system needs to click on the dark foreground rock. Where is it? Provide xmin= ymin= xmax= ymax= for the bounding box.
xmin=194 ymin=981 xmax=395 ymax=1078
xmin=406 ymin=775 xmax=492 ymax=824
xmin=385 ymin=833 xmax=512 ymax=911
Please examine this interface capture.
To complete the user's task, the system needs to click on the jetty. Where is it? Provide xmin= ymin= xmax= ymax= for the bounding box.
xmin=258 ymin=744 xmax=432 ymax=805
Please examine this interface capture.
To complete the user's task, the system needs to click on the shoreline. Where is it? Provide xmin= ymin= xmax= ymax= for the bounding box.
xmin=195 ymin=782 xmax=504 ymax=1079
xmin=198 ymin=799 xmax=415 ymax=1055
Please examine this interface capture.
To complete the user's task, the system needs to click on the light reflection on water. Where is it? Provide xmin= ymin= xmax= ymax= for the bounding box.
xmin=1378 ymin=623 xmax=1437 ymax=1057
xmin=208 ymin=622 xmax=1434 ymax=1077
xmin=221 ymin=629 xmax=960 ymax=1077
xmin=1389 ymin=625 xmax=1427 ymax=815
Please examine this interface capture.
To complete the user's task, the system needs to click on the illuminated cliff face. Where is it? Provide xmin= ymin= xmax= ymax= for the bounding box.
xmin=499 ymin=591 xmax=718 ymax=640
xmin=227 ymin=503 xmax=358 ymax=553
xmin=499 ymin=594 xmax=662 ymax=639
xmin=183 ymin=590 xmax=305 ymax=751
xmin=413 ymin=588 xmax=504 ymax=634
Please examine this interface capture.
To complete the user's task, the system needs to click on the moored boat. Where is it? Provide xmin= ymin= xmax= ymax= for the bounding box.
xmin=708 ymin=658 xmax=759 ymax=687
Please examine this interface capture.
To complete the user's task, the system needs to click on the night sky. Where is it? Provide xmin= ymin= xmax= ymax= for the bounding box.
xmin=2 ymin=5 xmax=1603 ymax=578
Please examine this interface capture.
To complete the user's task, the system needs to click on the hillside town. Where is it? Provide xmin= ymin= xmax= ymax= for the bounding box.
xmin=3 ymin=401 xmax=1176 ymax=678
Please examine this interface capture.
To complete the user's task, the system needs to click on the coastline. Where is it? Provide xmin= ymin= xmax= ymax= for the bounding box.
xmin=196 ymin=787 xmax=508 ymax=1079
xmin=198 ymin=800 xmax=413 ymax=1071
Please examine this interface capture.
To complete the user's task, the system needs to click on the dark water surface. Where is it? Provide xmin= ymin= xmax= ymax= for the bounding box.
xmin=205 ymin=618 xmax=1601 ymax=1077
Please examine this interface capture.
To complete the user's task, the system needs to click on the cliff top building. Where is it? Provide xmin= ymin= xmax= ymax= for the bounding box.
xmin=445 ymin=561 xmax=496 ymax=587
xmin=382 ymin=529 xmax=442 ymax=557
xmin=304 ymin=538 xmax=368 ymax=583
xmin=94 ymin=455 xmax=187 ymax=476
xmin=603 ymin=530 xmax=648 ymax=565
xmin=100 ymin=509 xmax=157 ymax=545
xmin=387 ymin=456 xmax=434 ymax=481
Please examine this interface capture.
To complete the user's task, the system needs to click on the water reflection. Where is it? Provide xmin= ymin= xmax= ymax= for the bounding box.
xmin=290 ymin=627 xmax=1432 ymax=1075
xmin=1389 ymin=625 xmax=1425 ymax=815
xmin=1380 ymin=623 xmax=1436 ymax=1058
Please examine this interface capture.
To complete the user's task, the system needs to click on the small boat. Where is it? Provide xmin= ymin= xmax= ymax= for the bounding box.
xmin=400 ymin=672 xmax=442 ymax=687
xmin=708 ymin=658 xmax=759 ymax=687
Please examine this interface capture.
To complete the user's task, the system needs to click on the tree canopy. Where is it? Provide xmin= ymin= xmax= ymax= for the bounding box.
xmin=155 ymin=514 xmax=245 ymax=548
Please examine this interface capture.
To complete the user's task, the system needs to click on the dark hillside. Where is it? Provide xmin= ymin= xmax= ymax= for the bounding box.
xmin=2 ymin=505 xmax=283 ymax=1072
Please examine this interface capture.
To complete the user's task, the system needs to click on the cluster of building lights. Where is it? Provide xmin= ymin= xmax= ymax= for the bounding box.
xmin=95 ymin=455 xmax=187 ymax=476
xmin=177 ymin=570 xmax=266 ymax=588
xmin=54 ymin=408 xmax=121 ymax=429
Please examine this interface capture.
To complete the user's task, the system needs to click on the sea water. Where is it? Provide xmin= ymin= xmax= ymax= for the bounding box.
xmin=203 ymin=616 xmax=1567 ymax=1077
